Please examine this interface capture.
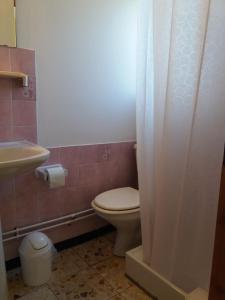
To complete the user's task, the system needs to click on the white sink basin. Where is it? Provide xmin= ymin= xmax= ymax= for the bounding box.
xmin=0 ymin=140 xmax=50 ymax=177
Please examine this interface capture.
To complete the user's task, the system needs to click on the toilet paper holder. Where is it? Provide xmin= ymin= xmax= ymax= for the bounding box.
xmin=35 ymin=164 xmax=68 ymax=181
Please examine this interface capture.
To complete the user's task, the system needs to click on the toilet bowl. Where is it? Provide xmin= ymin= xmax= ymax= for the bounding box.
xmin=91 ymin=187 xmax=141 ymax=256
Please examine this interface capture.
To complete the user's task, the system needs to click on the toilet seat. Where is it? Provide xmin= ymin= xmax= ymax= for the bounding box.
xmin=93 ymin=187 xmax=139 ymax=211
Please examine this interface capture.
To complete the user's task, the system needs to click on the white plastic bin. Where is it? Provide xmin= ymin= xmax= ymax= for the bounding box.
xmin=19 ymin=232 xmax=55 ymax=286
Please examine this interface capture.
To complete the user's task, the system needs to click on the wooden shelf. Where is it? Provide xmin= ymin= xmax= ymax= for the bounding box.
xmin=0 ymin=71 xmax=29 ymax=87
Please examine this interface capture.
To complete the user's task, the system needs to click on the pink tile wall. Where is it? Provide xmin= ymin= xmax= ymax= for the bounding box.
xmin=0 ymin=142 xmax=137 ymax=230
xmin=0 ymin=46 xmax=138 ymax=260
xmin=0 ymin=46 xmax=37 ymax=143
xmin=2 ymin=142 xmax=137 ymax=260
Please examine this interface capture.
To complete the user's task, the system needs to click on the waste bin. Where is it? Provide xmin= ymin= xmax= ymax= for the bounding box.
xmin=19 ymin=232 xmax=55 ymax=286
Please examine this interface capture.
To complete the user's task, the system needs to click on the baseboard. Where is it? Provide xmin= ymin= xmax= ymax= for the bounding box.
xmin=126 ymin=246 xmax=208 ymax=300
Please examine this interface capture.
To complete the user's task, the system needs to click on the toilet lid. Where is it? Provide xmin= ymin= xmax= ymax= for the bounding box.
xmin=94 ymin=187 xmax=139 ymax=211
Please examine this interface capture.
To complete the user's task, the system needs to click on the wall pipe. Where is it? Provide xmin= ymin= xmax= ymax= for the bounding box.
xmin=2 ymin=208 xmax=96 ymax=242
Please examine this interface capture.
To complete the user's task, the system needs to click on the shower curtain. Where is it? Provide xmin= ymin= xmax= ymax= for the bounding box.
xmin=136 ymin=0 xmax=225 ymax=292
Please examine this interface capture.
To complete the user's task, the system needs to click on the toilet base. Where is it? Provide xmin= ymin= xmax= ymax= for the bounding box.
xmin=113 ymin=225 xmax=142 ymax=257
xmin=91 ymin=197 xmax=141 ymax=257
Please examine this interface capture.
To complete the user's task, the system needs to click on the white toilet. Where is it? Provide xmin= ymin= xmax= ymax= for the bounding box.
xmin=91 ymin=187 xmax=141 ymax=256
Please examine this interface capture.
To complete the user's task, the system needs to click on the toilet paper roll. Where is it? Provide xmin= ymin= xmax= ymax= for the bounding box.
xmin=46 ymin=166 xmax=65 ymax=189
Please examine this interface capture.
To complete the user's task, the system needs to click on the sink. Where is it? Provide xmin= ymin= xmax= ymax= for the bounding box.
xmin=0 ymin=140 xmax=49 ymax=299
xmin=0 ymin=140 xmax=50 ymax=177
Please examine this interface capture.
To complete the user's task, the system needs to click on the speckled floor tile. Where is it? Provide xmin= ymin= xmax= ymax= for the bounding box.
xmin=93 ymin=256 xmax=133 ymax=293
xmin=74 ymin=236 xmax=114 ymax=266
xmin=109 ymin=294 xmax=126 ymax=300
xmin=52 ymin=247 xmax=87 ymax=280
xmin=7 ymin=234 xmax=152 ymax=300
xmin=47 ymin=267 xmax=95 ymax=296
xmin=49 ymin=267 xmax=116 ymax=300
xmin=18 ymin=286 xmax=57 ymax=300
xmin=121 ymin=285 xmax=153 ymax=300
xmin=104 ymin=230 xmax=117 ymax=243
xmin=7 ymin=268 xmax=35 ymax=300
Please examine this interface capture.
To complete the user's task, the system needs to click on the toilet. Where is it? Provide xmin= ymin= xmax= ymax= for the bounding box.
xmin=91 ymin=187 xmax=141 ymax=256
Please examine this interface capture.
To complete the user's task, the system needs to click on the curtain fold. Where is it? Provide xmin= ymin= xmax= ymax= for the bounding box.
xmin=137 ymin=0 xmax=225 ymax=291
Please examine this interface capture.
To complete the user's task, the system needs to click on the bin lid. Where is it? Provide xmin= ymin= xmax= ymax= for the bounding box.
xmin=19 ymin=232 xmax=51 ymax=255
xmin=28 ymin=232 xmax=49 ymax=250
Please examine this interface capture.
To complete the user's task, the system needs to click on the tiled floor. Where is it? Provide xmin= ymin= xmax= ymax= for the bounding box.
xmin=7 ymin=232 xmax=152 ymax=300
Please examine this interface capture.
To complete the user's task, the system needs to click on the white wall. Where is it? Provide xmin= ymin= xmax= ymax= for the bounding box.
xmin=16 ymin=0 xmax=137 ymax=147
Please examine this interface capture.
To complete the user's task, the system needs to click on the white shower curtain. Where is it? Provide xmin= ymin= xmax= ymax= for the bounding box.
xmin=137 ymin=0 xmax=225 ymax=292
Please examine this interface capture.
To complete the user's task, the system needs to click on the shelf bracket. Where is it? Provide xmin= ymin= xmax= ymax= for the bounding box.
xmin=0 ymin=71 xmax=29 ymax=87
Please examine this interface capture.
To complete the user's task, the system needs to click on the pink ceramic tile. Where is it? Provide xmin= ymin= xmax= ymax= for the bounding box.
xmin=0 ymin=202 xmax=16 ymax=231
xmin=14 ymin=172 xmax=40 ymax=227
xmin=118 ymin=158 xmax=137 ymax=188
xmin=59 ymin=146 xmax=80 ymax=166
xmin=37 ymin=190 xmax=63 ymax=222
xmin=0 ymin=179 xmax=15 ymax=215
xmin=15 ymin=193 xmax=39 ymax=227
xmin=44 ymin=148 xmax=60 ymax=165
xmin=12 ymin=75 xmax=36 ymax=101
xmin=46 ymin=215 xmax=106 ymax=246
xmin=58 ymin=188 xmax=77 ymax=215
xmin=107 ymin=143 xmax=121 ymax=161
xmin=0 ymin=100 xmax=12 ymax=126
xmin=68 ymin=162 xmax=114 ymax=191
xmin=12 ymin=100 xmax=36 ymax=126
xmin=0 ymin=179 xmax=14 ymax=199
xmin=10 ymin=48 xmax=35 ymax=75
xmin=15 ymin=171 xmax=42 ymax=198
xmin=78 ymin=144 xmax=109 ymax=164
xmin=78 ymin=164 xmax=98 ymax=187
xmin=107 ymin=142 xmax=138 ymax=187
xmin=120 ymin=142 xmax=136 ymax=160
xmin=0 ymin=126 xmax=12 ymax=141
xmin=0 ymin=79 xmax=12 ymax=100
xmin=0 ymin=47 xmax=11 ymax=71
xmin=59 ymin=187 xmax=94 ymax=215
xmin=12 ymin=126 xmax=37 ymax=143
xmin=60 ymin=144 xmax=109 ymax=167
xmin=64 ymin=162 xmax=79 ymax=187
xmin=0 ymin=179 xmax=16 ymax=231
xmin=108 ymin=142 xmax=136 ymax=162
xmin=98 ymin=161 xmax=121 ymax=188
